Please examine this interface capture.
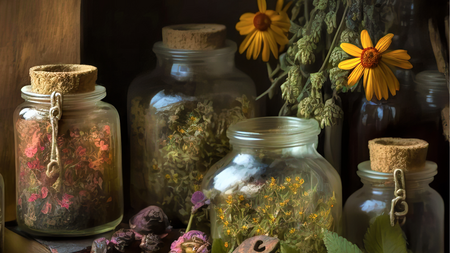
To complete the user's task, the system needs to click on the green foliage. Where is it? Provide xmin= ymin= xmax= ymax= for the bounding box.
xmin=323 ymin=229 xmax=363 ymax=253
xmin=363 ymin=215 xmax=408 ymax=253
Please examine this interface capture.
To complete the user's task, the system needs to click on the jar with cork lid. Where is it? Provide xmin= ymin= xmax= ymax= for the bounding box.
xmin=344 ymin=138 xmax=444 ymax=252
xmin=127 ymin=24 xmax=256 ymax=227
xmin=14 ymin=64 xmax=123 ymax=236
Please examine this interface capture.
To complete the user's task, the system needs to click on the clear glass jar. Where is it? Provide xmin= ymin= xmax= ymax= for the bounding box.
xmin=202 ymin=117 xmax=342 ymax=252
xmin=14 ymin=85 xmax=123 ymax=236
xmin=344 ymin=161 xmax=444 ymax=252
xmin=128 ymin=40 xmax=256 ymax=226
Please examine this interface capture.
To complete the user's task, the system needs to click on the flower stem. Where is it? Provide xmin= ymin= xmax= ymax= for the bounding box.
xmin=186 ymin=212 xmax=194 ymax=233
xmin=318 ymin=5 xmax=349 ymax=73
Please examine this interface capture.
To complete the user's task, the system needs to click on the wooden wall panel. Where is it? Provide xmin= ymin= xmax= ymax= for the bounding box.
xmin=0 ymin=0 xmax=81 ymax=221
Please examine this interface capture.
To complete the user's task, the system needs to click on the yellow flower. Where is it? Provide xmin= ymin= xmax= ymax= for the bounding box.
xmin=190 ymin=116 xmax=197 ymax=121
xmin=168 ymin=135 xmax=173 ymax=139
xmin=239 ymin=195 xmax=245 ymax=201
xmin=286 ymin=211 xmax=292 ymax=216
xmin=339 ymin=30 xmax=412 ymax=101
xmin=257 ymin=228 xmax=261 ymax=233
xmin=286 ymin=177 xmax=291 ymax=183
xmin=279 ymin=185 xmax=286 ymax=190
xmin=299 ymin=179 xmax=304 ymax=185
xmin=220 ymin=215 xmax=225 ymax=220
xmin=179 ymin=129 xmax=185 ymax=134
xmin=242 ymin=225 xmax=248 ymax=230
xmin=264 ymin=195 xmax=269 ymax=199
xmin=227 ymin=229 xmax=231 ymax=235
xmin=303 ymin=191 xmax=309 ymax=196
xmin=245 ymin=203 xmax=250 ymax=208
xmin=197 ymin=174 xmax=203 ymax=181
xmin=299 ymin=211 xmax=303 ymax=215
xmin=295 ymin=176 xmax=300 ymax=182
xmin=224 ymin=242 xmax=229 ymax=248
xmin=279 ymin=202 xmax=285 ymax=207
xmin=236 ymin=0 xmax=291 ymax=61
xmin=253 ymin=218 xmax=258 ymax=223
xmin=224 ymin=221 xmax=229 ymax=226
xmin=165 ymin=174 xmax=171 ymax=180
xmin=289 ymin=228 xmax=295 ymax=234
xmin=152 ymin=164 xmax=159 ymax=171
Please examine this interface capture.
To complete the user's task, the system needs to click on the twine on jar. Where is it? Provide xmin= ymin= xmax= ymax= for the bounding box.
xmin=46 ymin=92 xmax=63 ymax=179
xmin=389 ymin=169 xmax=408 ymax=226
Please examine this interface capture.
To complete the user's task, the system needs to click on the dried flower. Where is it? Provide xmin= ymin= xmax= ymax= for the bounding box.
xmin=170 ymin=230 xmax=210 ymax=253
xmin=129 ymin=206 xmax=170 ymax=235
xmin=191 ymin=191 xmax=211 ymax=213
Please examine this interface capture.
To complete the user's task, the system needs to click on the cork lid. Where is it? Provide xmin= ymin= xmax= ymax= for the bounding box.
xmin=30 ymin=64 xmax=97 ymax=95
xmin=369 ymin=138 xmax=429 ymax=173
xmin=162 ymin=24 xmax=226 ymax=50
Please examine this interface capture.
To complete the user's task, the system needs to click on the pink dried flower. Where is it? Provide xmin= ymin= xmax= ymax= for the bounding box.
xmin=41 ymin=187 xmax=48 ymax=198
xmin=76 ymin=146 xmax=87 ymax=156
xmin=28 ymin=193 xmax=40 ymax=202
xmin=24 ymin=146 xmax=38 ymax=158
xmin=57 ymin=193 xmax=74 ymax=210
xmin=170 ymin=230 xmax=210 ymax=253
xmin=41 ymin=202 xmax=52 ymax=214
xmin=79 ymin=190 xmax=88 ymax=197
xmin=104 ymin=125 xmax=111 ymax=135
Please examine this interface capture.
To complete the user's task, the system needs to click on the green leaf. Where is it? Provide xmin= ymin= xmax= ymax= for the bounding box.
xmin=363 ymin=215 xmax=408 ymax=253
xmin=212 ymin=238 xmax=226 ymax=253
xmin=280 ymin=241 xmax=301 ymax=253
xmin=322 ymin=229 xmax=363 ymax=253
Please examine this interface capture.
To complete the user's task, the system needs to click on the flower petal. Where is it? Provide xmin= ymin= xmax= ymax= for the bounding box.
xmin=373 ymin=66 xmax=389 ymax=100
xmin=381 ymin=55 xmax=413 ymax=69
xmin=253 ymin=32 xmax=262 ymax=59
xmin=282 ymin=1 xmax=293 ymax=12
xmin=382 ymin=49 xmax=411 ymax=60
xmin=240 ymin=13 xmax=255 ymax=21
xmin=363 ymin=68 xmax=369 ymax=89
xmin=236 ymin=21 xmax=255 ymax=35
xmin=265 ymin=10 xmax=277 ymax=17
xmin=365 ymin=69 xmax=374 ymax=101
xmin=379 ymin=62 xmax=399 ymax=94
xmin=247 ymin=35 xmax=256 ymax=60
xmin=340 ymin=43 xmax=363 ymax=57
xmin=361 ymin=30 xmax=374 ymax=48
xmin=375 ymin=33 xmax=393 ymax=53
xmin=239 ymin=31 xmax=257 ymax=54
xmin=271 ymin=14 xmax=289 ymax=22
xmin=347 ymin=63 xmax=364 ymax=86
xmin=262 ymin=33 xmax=270 ymax=61
xmin=276 ymin=0 xmax=284 ymax=12
xmin=258 ymin=0 xmax=267 ymax=13
xmin=338 ymin=58 xmax=361 ymax=70
xmin=272 ymin=21 xmax=290 ymax=32
xmin=266 ymin=29 xmax=279 ymax=59
xmin=269 ymin=26 xmax=289 ymax=45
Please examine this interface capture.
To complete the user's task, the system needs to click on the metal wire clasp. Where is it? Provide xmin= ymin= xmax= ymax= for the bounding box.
xmin=390 ymin=168 xmax=408 ymax=226
xmin=46 ymin=92 xmax=63 ymax=178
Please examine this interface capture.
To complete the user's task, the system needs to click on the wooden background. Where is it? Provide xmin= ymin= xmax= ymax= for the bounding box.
xmin=0 ymin=0 xmax=81 ymax=222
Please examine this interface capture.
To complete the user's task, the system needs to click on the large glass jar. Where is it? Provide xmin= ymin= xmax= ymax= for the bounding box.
xmin=128 ymin=39 xmax=256 ymax=226
xmin=344 ymin=161 xmax=444 ymax=252
xmin=14 ymin=85 xmax=123 ymax=236
xmin=202 ymin=117 xmax=342 ymax=252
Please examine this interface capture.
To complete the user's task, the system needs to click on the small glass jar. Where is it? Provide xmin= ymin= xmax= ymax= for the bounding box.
xmin=202 ymin=117 xmax=342 ymax=252
xmin=128 ymin=39 xmax=256 ymax=226
xmin=344 ymin=161 xmax=444 ymax=252
xmin=14 ymin=85 xmax=123 ymax=236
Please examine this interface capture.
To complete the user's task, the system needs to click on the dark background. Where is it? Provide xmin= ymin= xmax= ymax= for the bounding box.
xmin=80 ymin=0 xmax=449 ymax=250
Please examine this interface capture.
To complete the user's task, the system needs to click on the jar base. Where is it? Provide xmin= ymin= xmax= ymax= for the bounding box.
xmin=17 ymin=215 xmax=123 ymax=237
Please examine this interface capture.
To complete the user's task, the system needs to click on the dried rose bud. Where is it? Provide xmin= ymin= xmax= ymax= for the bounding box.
xmin=140 ymin=233 xmax=163 ymax=253
xmin=91 ymin=237 xmax=109 ymax=253
xmin=190 ymin=191 xmax=210 ymax=213
xmin=170 ymin=230 xmax=210 ymax=253
xmin=110 ymin=229 xmax=135 ymax=252
xmin=129 ymin=206 xmax=169 ymax=235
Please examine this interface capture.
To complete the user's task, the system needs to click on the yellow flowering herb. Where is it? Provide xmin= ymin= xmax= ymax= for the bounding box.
xmin=224 ymin=242 xmax=229 ymax=248
xmin=286 ymin=177 xmax=291 ymax=183
xmin=165 ymin=174 xmax=171 ymax=180
xmin=227 ymin=229 xmax=231 ymax=235
xmin=290 ymin=228 xmax=296 ymax=234
xmin=239 ymin=195 xmax=245 ymax=201
xmin=242 ymin=225 xmax=248 ymax=230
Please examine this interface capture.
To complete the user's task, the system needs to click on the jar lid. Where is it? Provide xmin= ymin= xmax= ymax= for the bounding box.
xmin=414 ymin=70 xmax=448 ymax=91
xmin=358 ymin=161 xmax=437 ymax=181
xmin=30 ymin=64 xmax=97 ymax=95
xmin=227 ymin=117 xmax=320 ymax=148
xmin=162 ymin=24 xmax=226 ymax=50
xmin=368 ymin=138 xmax=428 ymax=172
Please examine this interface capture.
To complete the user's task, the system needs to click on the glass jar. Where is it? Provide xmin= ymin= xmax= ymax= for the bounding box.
xmin=128 ymin=40 xmax=256 ymax=226
xmin=202 ymin=117 xmax=342 ymax=252
xmin=344 ymin=161 xmax=444 ymax=252
xmin=14 ymin=85 xmax=123 ymax=236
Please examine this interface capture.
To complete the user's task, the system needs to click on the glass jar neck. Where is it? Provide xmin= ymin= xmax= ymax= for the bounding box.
xmin=358 ymin=161 xmax=437 ymax=190
xmin=153 ymin=40 xmax=237 ymax=79
xmin=21 ymin=85 xmax=106 ymax=109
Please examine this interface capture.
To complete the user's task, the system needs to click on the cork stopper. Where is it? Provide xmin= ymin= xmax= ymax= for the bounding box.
xmin=369 ymin=138 xmax=429 ymax=172
xmin=162 ymin=24 xmax=226 ymax=50
xmin=30 ymin=64 xmax=97 ymax=95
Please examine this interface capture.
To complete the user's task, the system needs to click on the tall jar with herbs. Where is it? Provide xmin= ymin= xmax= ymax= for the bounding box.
xmin=128 ymin=24 xmax=256 ymax=227
xmin=344 ymin=138 xmax=444 ymax=252
xmin=14 ymin=65 xmax=123 ymax=237
xmin=202 ymin=117 xmax=342 ymax=253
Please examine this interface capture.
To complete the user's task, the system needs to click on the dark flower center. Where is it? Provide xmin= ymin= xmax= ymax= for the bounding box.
xmin=361 ymin=47 xmax=381 ymax=68
xmin=253 ymin=13 xmax=271 ymax=31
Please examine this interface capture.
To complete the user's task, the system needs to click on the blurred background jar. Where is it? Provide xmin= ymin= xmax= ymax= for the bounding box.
xmin=14 ymin=65 xmax=123 ymax=237
xmin=127 ymin=24 xmax=256 ymax=227
xmin=202 ymin=117 xmax=342 ymax=252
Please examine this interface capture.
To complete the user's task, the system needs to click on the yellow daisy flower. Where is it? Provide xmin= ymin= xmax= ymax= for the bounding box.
xmin=236 ymin=0 xmax=291 ymax=61
xmin=339 ymin=30 xmax=413 ymax=101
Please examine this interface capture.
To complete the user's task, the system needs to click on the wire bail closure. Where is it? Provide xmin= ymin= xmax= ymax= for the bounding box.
xmin=390 ymin=168 xmax=408 ymax=226
xmin=46 ymin=92 xmax=63 ymax=178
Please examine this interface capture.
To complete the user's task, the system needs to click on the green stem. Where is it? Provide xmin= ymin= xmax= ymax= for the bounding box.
xmin=318 ymin=5 xmax=349 ymax=73
xmin=304 ymin=0 xmax=309 ymax=22
xmin=185 ymin=212 xmax=194 ymax=233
